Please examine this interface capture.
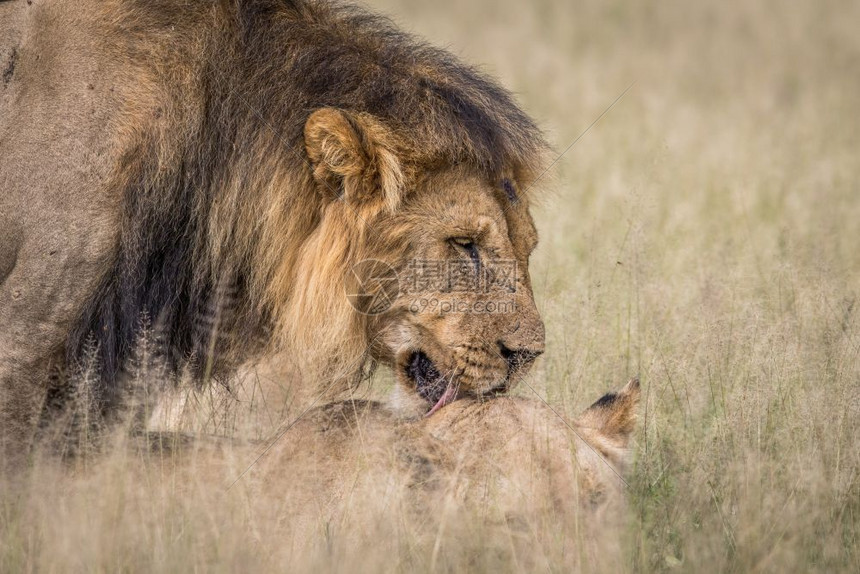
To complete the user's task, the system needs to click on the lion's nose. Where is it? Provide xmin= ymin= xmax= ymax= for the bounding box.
xmin=498 ymin=341 xmax=543 ymax=372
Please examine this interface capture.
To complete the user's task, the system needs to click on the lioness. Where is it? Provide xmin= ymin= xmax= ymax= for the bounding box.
xmin=0 ymin=0 xmax=548 ymax=463
xmin=162 ymin=379 xmax=641 ymax=550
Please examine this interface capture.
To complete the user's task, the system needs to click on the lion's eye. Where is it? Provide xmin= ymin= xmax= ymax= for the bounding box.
xmin=450 ymin=237 xmax=475 ymax=249
xmin=449 ymin=237 xmax=480 ymax=266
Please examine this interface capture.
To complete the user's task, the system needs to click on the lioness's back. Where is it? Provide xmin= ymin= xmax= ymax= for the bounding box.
xmin=253 ymin=387 xmax=639 ymax=517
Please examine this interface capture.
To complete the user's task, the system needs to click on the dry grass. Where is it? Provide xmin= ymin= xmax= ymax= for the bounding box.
xmin=3 ymin=0 xmax=860 ymax=571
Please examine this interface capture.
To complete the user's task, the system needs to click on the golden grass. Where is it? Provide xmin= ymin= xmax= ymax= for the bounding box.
xmin=3 ymin=0 xmax=859 ymax=571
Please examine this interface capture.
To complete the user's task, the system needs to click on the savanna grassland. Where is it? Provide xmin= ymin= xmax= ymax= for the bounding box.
xmin=2 ymin=0 xmax=859 ymax=572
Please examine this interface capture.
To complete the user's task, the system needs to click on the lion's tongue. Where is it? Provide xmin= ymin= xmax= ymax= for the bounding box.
xmin=425 ymin=383 xmax=457 ymax=417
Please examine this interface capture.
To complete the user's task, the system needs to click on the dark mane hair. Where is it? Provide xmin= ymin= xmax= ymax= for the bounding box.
xmin=233 ymin=0 xmax=546 ymax=172
xmin=66 ymin=0 xmax=548 ymax=408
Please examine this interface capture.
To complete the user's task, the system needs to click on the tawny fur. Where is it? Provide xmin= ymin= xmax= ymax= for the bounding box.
xmin=0 ymin=0 xmax=548 ymax=464
xmin=160 ymin=380 xmax=641 ymax=534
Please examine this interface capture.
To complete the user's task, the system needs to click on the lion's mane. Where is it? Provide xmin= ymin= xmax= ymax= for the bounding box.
xmin=68 ymin=0 xmax=547 ymax=403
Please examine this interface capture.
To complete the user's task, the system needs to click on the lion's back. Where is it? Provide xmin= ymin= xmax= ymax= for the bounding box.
xmin=254 ymin=397 xmax=631 ymax=518
xmin=0 ymin=0 xmax=132 ymax=380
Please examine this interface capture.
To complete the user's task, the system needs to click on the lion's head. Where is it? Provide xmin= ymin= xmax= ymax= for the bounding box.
xmin=270 ymin=107 xmax=546 ymax=416
xmin=60 ymin=0 xmax=548 ymax=417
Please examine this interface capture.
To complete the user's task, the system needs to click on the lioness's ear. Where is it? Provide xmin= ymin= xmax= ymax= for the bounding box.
xmin=304 ymin=108 xmax=404 ymax=211
xmin=577 ymin=377 xmax=641 ymax=447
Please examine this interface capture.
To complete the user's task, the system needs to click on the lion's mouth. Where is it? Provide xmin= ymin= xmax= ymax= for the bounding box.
xmin=405 ymin=351 xmax=458 ymax=417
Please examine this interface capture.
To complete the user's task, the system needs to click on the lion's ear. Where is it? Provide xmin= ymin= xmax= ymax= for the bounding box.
xmin=576 ymin=378 xmax=641 ymax=447
xmin=304 ymin=108 xmax=404 ymax=211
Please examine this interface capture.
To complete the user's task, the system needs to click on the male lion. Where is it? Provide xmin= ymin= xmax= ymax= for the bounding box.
xmin=0 ymin=0 xmax=548 ymax=463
